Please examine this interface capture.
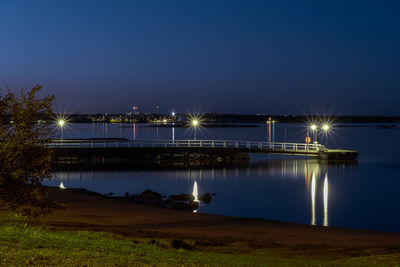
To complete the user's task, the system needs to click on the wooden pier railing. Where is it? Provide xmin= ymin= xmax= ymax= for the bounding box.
xmin=49 ymin=139 xmax=325 ymax=154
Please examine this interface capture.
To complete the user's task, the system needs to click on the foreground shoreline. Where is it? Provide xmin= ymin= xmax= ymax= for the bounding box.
xmin=36 ymin=187 xmax=400 ymax=263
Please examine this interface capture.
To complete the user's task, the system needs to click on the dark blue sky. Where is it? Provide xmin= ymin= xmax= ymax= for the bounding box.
xmin=1 ymin=0 xmax=399 ymax=115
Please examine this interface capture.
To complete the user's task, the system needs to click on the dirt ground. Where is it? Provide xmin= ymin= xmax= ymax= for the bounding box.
xmin=41 ymin=188 xmax=400 ymax=260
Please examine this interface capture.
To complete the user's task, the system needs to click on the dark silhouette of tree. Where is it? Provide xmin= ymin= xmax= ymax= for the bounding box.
xmin=0 ymin=85 xmax=60 ymax=216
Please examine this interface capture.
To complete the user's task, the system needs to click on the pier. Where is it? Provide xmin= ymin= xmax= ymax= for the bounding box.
xmin=50 ymin=139 xmax=358 ymax=166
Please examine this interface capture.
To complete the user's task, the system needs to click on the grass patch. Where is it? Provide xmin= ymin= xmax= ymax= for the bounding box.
xmin=0 ymin=215 xmax=399 ymax=266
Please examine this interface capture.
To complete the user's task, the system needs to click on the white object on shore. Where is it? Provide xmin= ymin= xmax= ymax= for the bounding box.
xmin=59 ymin=181 xmax=66 ymax=189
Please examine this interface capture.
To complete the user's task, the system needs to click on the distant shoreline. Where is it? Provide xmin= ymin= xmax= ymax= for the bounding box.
xmin=52 ymin=113 xmax=400 ymax=124
xmin=146 ymin=123 xmax=259 ymax=128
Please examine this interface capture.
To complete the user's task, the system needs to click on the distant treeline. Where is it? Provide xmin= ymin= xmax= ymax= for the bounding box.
xmin=58 ymin=113 xmax=400 ymax=124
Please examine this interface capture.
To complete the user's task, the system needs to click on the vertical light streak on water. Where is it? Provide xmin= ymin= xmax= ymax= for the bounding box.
xmin=311 ymin=173 xmax=316 ymax=225
xmin=268 ymin=122 xmax=271 ymax=143
xmin=323 ymin=173 xmax=329 ymax=227
xmin=284 ymin=160 xmax=287 ymax=176
xmin=192 ymin=180 xmax=199 ymax=202
xmin=304 ymin=161 xmax=310 ymax=186
xmin=272 ymin=122 xmax=275 ymax=142
xmin=172 ymin=127 xmax=175 ymax=141
xmin=132 ymin=123 xmax=136 ymax=140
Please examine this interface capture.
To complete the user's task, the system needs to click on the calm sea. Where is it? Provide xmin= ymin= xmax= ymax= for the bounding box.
xmin=46 ymin=122 xmax=400 ymax=232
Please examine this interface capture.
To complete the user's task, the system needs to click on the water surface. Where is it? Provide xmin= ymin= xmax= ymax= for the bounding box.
xmin=48 ymin=122 xmax=400 ymax=232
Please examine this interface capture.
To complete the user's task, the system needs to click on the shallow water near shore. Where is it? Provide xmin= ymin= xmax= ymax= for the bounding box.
xmin=46 ymin=122 xmax=400 ymax=232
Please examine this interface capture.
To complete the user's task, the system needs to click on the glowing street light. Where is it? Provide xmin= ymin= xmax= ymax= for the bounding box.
xmin=322 ymin=124 xmax=330 ymax=132
xmin=310 ymin=124 xmax=318 ymax=143
xmin=321 ymin=124 xmax=331 ymax=146
xmin=310 ymin=124 xmax=317 ymax=131
xmin=57 ymin=119 xmax=66 ymax=140
xmin=191 ymin=119 xmax=200 ymax=140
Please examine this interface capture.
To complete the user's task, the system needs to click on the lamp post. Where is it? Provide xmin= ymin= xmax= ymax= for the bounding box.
xmin=58 ymin=119 xmax=65 ymax=141
xmin=321 ymin=124 xmax=330 ymax=145
xmin=310 ymin=124 xmax=317 ymax=144
xmin=192 ymin=119 xmax=199 ymax=140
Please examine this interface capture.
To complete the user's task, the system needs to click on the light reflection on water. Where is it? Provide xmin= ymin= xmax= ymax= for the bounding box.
xmin=324 ymin=174 xmax=329 ymax=227
xmin=311 ymin=173 xmax=316 ymax=226
xmin=50 ymin=158 xmax=334 ymax=228
xmin=306 ymin=163 xmax=329 ymax=227
xmin=192 ymin=180 xmax=199 ymax=213
xmin=192 ymin=180 xmax=199 ymax=202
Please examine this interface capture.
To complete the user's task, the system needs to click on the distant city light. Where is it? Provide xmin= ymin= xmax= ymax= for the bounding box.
xmin=58 ymin=119 xmax=65 ymax=127
xmin=310 ymin=124 xmax=317 ymax=131
xmin=322 ymin=124 xmax=330 ymax=131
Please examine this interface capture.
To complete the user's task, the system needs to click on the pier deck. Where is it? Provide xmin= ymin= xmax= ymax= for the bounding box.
xmin=50 ymin=139 xmax=358 ymax=166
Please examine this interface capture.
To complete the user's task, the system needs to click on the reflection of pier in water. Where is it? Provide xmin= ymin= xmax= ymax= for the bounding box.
xmin=55 ymin=159 xmax=354 ymax=179
xmin=53 ymin=159 xmax=356 ymax=227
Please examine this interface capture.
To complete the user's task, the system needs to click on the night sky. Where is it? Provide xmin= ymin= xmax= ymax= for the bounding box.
xmin=1 ymin=0 xmax=399 ymax=115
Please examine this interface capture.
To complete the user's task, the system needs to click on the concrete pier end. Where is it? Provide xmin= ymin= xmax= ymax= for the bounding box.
xmin=318 ymin=149 xmax=358 ymax=160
